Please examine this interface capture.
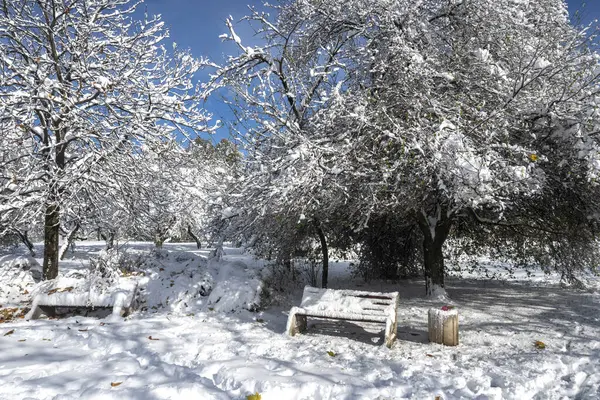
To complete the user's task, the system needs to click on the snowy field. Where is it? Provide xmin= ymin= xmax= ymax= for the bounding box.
xmin=1 ymin=242 xmax=599 ymax=400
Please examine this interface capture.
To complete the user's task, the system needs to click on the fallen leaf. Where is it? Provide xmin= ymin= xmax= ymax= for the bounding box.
xmin=4 ymin=329 xmax=14 ymax=336
xmin=435 ymin=396 xmax=443 ymax=400
xmin=208 ymin=307 xmax=214 ymax=311
xmin=99 ymin=322 xmax=106 ymax=326
xmin=42 ymin=338 xmax=51 ymax=341
xmin=18 ymin=339 xmax=26 ymax=342
xmin=534 ymin=340 xmax=546 ymax=350
xmin=47 ymin=286 xmax=74 ymax=295
xmin=256 ymin=318 xmax=264 ymax=323
xmin=246 ymin=392 xmax=261 ymax=400
xmin=426 ymin=354 xmax=434 ymax=357
xmin=159 ymin=268 xmax=165 ymax=272
xmin=326 ymin=351 xmax=336 ymax=357
xmin=148 ymin=336 xmax=159 ymax=340
xmin=110 ymin=382 xmax=122 ymax=387
xmin=78 ymin=328 xmax=89 ymax=332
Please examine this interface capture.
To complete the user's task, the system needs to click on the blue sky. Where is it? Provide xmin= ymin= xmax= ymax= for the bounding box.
xmin=138 ymin=0 xmax=600 ymax=142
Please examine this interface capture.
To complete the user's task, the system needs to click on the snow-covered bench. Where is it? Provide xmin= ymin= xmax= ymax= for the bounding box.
xmin=25 ymin=277 xmax=139 ymax=320
xmin=286 ymin=286 xmax=400 ymax=348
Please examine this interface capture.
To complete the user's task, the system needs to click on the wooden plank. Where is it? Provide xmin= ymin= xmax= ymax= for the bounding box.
xmin=293 ymin=308 xmax=388 ymax=323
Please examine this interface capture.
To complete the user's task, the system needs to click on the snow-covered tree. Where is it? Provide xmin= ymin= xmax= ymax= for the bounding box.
xmin=210 ymin=3 xmax=366 ymax=287
xmin=215 ymin=0 xmax=600 ymax=294
xmin=120 ymin=140 xmax=233 ymax=248
xmin=0 ymin=0 xmax=212 ymax=279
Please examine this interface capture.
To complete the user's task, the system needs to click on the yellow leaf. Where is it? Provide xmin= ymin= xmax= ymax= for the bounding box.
xmin=246 ymin=392 xmax=261 ymax=400
xmin=110 ymin=382 xmax=122 ymax=387
xmin=534 ymin=340 xmax=546 ymax=349
xmin=529 ymin=154 xmax=538 ymax=162
xmin=327 ymin=351 xmax=336 ymax=357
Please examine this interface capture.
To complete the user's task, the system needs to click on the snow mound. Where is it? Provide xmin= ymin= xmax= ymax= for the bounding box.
xmin=428 ymin=284 xmax=450 ymax=301
xmin=206 ymin=259 xmax=265 ymax=312
xmin=0 ymin=254 xmax=41 ymax=305
xmin=140 ymin=250 xmax=213 ymax=314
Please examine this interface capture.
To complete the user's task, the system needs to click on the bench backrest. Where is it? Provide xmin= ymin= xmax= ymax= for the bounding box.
xmin=300 ymin=286 xmax=398 ymax=320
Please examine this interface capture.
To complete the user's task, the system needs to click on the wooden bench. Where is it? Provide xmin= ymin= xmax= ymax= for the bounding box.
xmin=286 ymin=286 xmax=400 ymax=348
xmin=25 ymin=277 xmax=139 ymax=320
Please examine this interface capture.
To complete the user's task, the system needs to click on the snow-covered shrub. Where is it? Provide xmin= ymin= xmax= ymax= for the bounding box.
xmin=354 ymin=217 xmax=422 ymax=281
xmin=88 ymin=249 xmax=146 ymax=293
xmin=88 ymin=251 xmax=121 ymax=293
xmin=262 ymin=261 xmax=302 ymax=294
xmin=0 ymin=233 xmax=19 ymax=249
xmin=298 ymin=258 xmax=321 ymax=288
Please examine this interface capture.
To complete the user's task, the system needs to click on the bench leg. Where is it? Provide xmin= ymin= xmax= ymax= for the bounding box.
xmin=25 ymin=305 xmax=42 ymax=320
xmin=384 ymin=316 xmax=397 ymax=348
xmin=286 ymin=309 xmax=307 ymax=336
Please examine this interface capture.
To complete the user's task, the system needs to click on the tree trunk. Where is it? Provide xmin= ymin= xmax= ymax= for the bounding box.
xmin=417 ymin=206 xmax=452 ymax=297
xmin=42 ymin=129 xmax=65 ymax=280
xmin=187 ymin=224 xmax=201 ymax=249
xmin=59 ymin=223 xmax=80 ymax=260
xmin=154 ymin=233 xmax=165 ymax=248
xmin=101 ymin=231 xmax=115 ymax=250
xmin=14 ymin=229 xmax=35 ymax=257
xmin=42 ymin=203 xmax=60 ymax=280
xmin=314 ymin=220 xmax=329 ymax=289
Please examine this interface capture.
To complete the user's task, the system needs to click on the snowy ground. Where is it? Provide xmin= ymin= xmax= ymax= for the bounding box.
xmin=1 ymin=242 xmax=599 ymax=399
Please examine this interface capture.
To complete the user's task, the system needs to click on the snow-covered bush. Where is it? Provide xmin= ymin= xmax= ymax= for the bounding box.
xmin=354 ymin=216 xmax=422 ymax=281
xmin=88 ymin=249 xmax=146 ymax=293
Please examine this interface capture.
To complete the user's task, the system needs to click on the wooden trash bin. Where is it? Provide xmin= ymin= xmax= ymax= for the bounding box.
xmin=428 ymin=306 xmax=459 ymax=346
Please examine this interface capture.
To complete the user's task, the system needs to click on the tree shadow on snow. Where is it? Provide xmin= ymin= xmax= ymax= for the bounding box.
xmin=444 ymin=278 xmax=600 ymax=349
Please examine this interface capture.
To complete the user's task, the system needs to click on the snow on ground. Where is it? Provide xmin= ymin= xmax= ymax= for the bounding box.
xmin=1 ymin=242 xmax=599 ymax=399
